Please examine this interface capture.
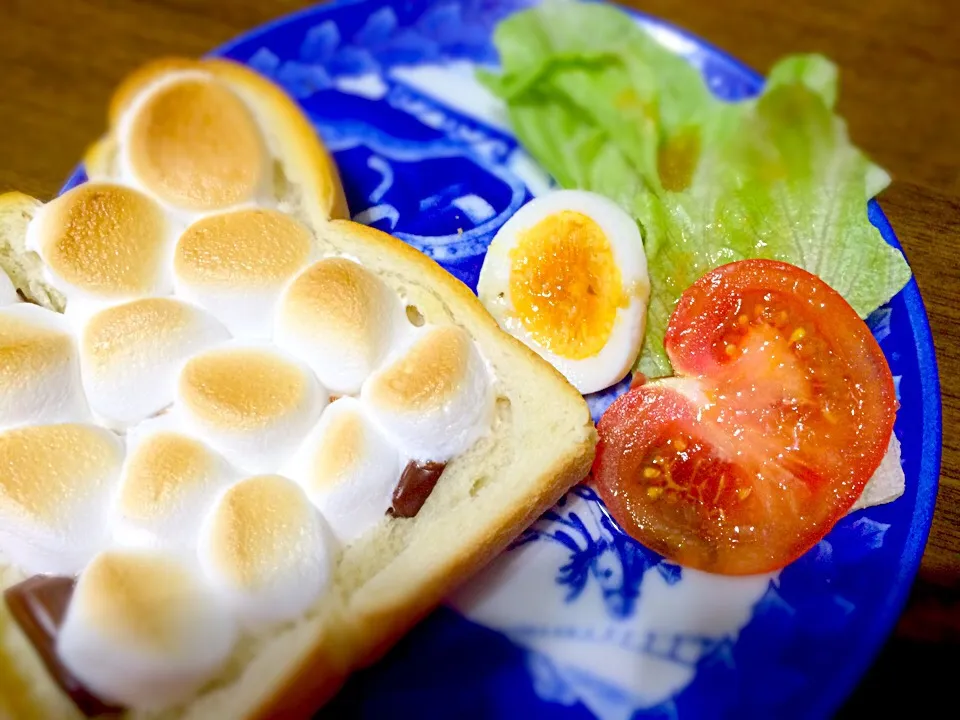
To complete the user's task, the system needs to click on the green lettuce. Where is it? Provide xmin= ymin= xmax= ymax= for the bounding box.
xmin=480 ymin=1 xmax=911 ymax=378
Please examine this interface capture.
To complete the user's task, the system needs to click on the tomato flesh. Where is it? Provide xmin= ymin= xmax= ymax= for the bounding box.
xmin=593 ymin=259 xmax=896 ymax=575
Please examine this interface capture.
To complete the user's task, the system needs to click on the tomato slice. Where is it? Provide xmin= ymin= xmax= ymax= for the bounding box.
xmin=593 ymin=259 xmax=896 ymax=575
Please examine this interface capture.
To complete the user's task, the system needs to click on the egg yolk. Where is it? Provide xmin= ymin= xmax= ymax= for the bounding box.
xmin=508 ymin=211 xmax=624 ymax=360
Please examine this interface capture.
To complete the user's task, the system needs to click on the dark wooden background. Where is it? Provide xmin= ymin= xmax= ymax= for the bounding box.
xmin=0 ymin=0 xmax=956 ymax=714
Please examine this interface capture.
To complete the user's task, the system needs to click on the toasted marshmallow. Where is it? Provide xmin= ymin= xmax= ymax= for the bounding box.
xmin=0 ymin=424 xmax=124 ymax=575
xmin=119 ymin=73 xmax=269 ymax=213
xmin=361 ymin=325 xmax=494 ymax=462
xmin=112 ymin=422 xmax=236 ymax=554
xmin=283 ymin=397 xmax=402 ymax=547
xmin=198 ymin=474 xmax=332 ymax=630
xmin=80 ymin=298 xmax=230 ymax=427
xmin=0 ymin=270 xmax=18 ymax=305
xmin=0 ymin=304 xmax=90 ymax=431
xmin=173 ymin=208 xmax=314 ymax=339
xmin=177 ymin=344 xmax=326 ymax=473
xmin=274 ymin=257 xmax=407 ymax=395
xmin=57 ymin=549 xmax=237 ymax=710
xmin=24 ymin=183 xmax=173 ymax=310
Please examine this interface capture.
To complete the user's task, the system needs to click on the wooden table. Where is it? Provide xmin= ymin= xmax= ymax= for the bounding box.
xmin=0 ymin=0 xmax=956 ymax=714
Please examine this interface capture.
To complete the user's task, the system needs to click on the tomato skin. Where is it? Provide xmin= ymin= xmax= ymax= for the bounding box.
xmin=593 ymin=259 xmax=897 ymax=576
xmin=666 ymin=259 xmax=894 ymax=387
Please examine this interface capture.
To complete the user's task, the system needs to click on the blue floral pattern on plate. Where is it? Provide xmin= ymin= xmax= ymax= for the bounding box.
xmin=63 ymin=1 xmax=942 ymax=717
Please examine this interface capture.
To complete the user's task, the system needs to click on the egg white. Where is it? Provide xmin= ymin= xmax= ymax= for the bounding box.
xmin=478 ymin=189 xmax=649 ymax=395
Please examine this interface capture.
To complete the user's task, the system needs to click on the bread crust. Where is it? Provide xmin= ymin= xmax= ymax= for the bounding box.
xmin=0 ymin=191 xmax=65 ymax=312
xmin=0 ymin=58 xmax=597 ymax=720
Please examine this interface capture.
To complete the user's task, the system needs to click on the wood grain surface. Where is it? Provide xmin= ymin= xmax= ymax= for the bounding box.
xmin=0 ymin=0 xmax=956 ymax=714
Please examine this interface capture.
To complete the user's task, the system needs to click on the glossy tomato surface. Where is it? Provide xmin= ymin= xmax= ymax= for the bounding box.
xmin=594 ymin=259 xmax=897 ymax=575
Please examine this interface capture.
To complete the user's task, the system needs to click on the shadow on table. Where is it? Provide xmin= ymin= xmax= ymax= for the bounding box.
xmin=839 ymin=579 xmax=960 ymax=717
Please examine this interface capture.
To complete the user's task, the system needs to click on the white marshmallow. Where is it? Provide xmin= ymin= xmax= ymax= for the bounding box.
xmin=79 ymin=297 xmax=230 ymax=428
xmin=24 ymin=182 xmax=176 ymax=310
xmin=361 ymin=325 xmax=495 ymax=462
xmin=57 ymin=549 xmax=237 ymax=711
xmin=111 ymin=418 xmax=237 ymax=554
xmin=198 ymin=474 xmax=332 ymax=631
xmin=0 ymin=423 xmax=124 ymax=575
xmin=0 ymin=304 xmax=90 ymax=431
xmin=274 ymin=257 xmax=408 ymax=395
xmin=0 ymin=270 xmax=19 ymax=305
xmin=282 ymin=397 xmax=402 ymax=547
xmin=116 ymin=71 xmax=271 ymax=217
xmin=176 ymin=343 xmax=327 ymax=474
xmin=173 ymin=208 xmax=314 ymax=339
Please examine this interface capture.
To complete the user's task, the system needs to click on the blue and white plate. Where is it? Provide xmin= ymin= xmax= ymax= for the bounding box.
xmin=65 ymin=0 xmax=942 ymax=717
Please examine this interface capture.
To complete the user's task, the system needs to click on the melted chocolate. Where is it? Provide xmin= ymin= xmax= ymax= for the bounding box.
xmin=389 ymin=461 xmax=446 ymax=518
xmin=4 ymin=575 xmax=122 ymax=717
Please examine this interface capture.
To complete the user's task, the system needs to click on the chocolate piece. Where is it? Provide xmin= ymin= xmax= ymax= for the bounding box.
xmin=389 ymin=461 xmax=447 ymax=518
xmin=4 ymin=575 xmax=122 ymax=717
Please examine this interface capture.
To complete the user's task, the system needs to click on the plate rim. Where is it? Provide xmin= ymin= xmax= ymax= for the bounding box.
xmin=61 ymin=0 xmax=943 ymax=715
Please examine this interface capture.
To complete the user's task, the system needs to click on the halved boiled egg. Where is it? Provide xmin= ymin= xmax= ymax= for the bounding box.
xmin=478 ymin=190 xmax=649 ymax=394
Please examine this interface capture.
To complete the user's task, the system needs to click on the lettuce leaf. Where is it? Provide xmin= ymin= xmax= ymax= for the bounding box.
xmin=635 ymin=81 xmax=911 ymax=376
xmin=481 ymin=2 xmax=911 ymax=378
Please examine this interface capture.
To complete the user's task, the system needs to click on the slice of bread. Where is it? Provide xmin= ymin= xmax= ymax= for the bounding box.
xmin=0 ymin=58 xmax=597 ymax=719
xmin=0 ymin=192 xmax=64 ymax=313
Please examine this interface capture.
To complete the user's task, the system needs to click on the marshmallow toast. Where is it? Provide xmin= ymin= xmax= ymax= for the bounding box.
xmin=0 ymin=58 xmax=597 ymax=719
